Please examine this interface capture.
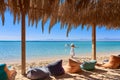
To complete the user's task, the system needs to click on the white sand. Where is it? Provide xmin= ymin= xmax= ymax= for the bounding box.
xmin=6 ymin=54 xmax=120 ymax=80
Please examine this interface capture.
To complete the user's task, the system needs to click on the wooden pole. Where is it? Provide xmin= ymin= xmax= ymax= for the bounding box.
xmin=21 ymin=11 xmax=26 ymax=75
xmin=19 ymin=0 xmax=26 ymax=75
xmin=92 ymin=25 xmax=96 ymax=60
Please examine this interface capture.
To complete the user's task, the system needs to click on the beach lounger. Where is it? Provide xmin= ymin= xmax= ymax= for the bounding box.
xmin=80 ymin=60 xmax=97 ymax=71
xmin=27 ymin=60 xmax=65 ymax=80
xmin=102 ymin=54 xmax=120 ymax=64
xmin=63 ymin=58 xmax=82 ymax=73
xmin=101 ymin=55 xmax=120 ymax=69
xmin=27 ymin=67 xmax=49 ymax=80
xmin=0 ymin=64 xmax=17 ymax=80
xmin=0 ymin=64 xmax=8 ymax=80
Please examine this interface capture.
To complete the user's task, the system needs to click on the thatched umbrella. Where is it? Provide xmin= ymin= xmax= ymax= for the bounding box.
xmin=6 ymin=0 xmax=61 ymax=75
xmin=7 ymin=0 xmax=28 ymax=75
xmin=55 ymin=0 xmax=120 ymax=60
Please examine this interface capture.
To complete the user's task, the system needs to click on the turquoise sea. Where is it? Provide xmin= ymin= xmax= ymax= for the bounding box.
xmin=0 ymin=41 xmax=120 ymax=63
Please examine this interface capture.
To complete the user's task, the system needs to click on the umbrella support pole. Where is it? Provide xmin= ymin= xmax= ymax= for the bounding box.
xmin=92 ymin=25 xmax=96 ymax=60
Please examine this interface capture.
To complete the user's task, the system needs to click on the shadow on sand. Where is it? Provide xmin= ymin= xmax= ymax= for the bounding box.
xmin=54 ymin=68 xmax=108 ymax=80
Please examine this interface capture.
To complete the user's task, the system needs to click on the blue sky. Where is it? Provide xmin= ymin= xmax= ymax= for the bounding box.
xmin=0 ymin=11 xmax=120 ymax=41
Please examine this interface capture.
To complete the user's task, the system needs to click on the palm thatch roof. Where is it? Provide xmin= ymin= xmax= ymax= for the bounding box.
xmin=0 ymin=0 xmax=6 ymax=25
xmin=28 ymin=0 xmax=60 ymax=33
xmin=58 ymin=0 xmax=120 ymax=36
xmin=1 ymin=0 xmax=120 ymax=35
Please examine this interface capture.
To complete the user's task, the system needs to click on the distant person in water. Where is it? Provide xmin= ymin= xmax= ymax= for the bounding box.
xmin=70 ymin=43 xmax=76 ymax=58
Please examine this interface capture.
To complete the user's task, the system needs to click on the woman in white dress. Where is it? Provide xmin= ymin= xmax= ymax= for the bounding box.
xmin=70 ymin=43 xmax=75 ymax=58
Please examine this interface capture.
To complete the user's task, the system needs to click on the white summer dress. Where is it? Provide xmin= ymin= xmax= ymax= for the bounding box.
xmin=70 ymin=47 xmax=75 ymax=57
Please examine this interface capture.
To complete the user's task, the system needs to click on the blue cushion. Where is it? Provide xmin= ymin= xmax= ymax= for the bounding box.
xmin=80 ymin=60 xmax=97 ymax=71
xmin=0 ymin=64 xmax=8 ymax=80
xmin=46 ymin=60 xmax=65 ymax=76
xmin=0 ymin=64 xmax=6 ymax=70
xmin=27 ymin=67 xmax=49 ymax=80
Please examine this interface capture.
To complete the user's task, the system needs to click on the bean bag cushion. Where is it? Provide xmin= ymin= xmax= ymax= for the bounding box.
xmin=27 ymin=67 xmax=49 ymax=80
xmin=63 ymin=58 xmax=81 ymax=73
xmin=0 ymin=64 xmax=8 ymax=80
xmin=102 ymin=59 xmax=109 ymax=64
xmin=102 ymin=55 xmax=120 ymax=69
xmin=80 ymin=60 xmax=97 ymax=71
xmin=46 ymin=60 xmax=65 ymax=76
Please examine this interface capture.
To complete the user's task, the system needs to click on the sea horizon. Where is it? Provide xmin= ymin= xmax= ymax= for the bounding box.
xmin=0 ymin=39 xmax=120 ymax=42
xmin=0 ymin=41 xmax=120 ymax=64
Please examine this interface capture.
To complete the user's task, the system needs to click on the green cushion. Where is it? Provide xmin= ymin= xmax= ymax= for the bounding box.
xmin=0 ymin=64 xmax=8 ymax=80
xmin=0 ymin=64 xmax=6 ymax=69
xmin=80 ymin=60 xmax=97 ymax=71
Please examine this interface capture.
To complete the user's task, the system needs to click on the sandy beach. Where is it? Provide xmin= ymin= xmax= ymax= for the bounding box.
xmin=6 ymin=54 xmax=120 ymax=80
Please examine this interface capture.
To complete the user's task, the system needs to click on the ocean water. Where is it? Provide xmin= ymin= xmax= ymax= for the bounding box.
xmin=0 ymin=41 xmax=120 ymax=62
